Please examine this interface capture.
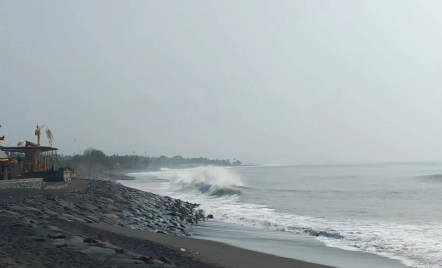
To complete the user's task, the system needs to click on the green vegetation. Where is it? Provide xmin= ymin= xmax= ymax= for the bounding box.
xmin=57 ymin=148 xmax=241 ymax=173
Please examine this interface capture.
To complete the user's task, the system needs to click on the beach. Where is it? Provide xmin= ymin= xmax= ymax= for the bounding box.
xmin=0 ymin=178 xmax=332 ymax=268
xmin=120 ymin=165 xmax=441 ymax=268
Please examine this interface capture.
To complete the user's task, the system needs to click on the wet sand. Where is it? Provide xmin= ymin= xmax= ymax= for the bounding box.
xmin=94 ymin=224 xmax=334 ymax=268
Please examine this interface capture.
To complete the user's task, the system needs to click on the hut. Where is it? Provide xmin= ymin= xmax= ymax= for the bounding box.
xmin=0 ymin=142 xmax=70 ymax=182
xmin=0 ymin=125 xmax=71 ymax=182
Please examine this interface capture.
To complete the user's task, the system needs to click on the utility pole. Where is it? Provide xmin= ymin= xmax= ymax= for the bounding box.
xmin=74 ymin=139 xmax=82 ymax=155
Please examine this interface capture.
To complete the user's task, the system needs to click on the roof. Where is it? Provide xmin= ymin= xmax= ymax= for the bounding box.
xmin=1 ymin=140 xmax=58 ymax=153
xmin=0 ymin=146 xmax=58 ymax=153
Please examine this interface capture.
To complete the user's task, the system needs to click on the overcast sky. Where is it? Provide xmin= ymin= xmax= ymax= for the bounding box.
xmin=2 ymin=1 xmax=442 ymax=164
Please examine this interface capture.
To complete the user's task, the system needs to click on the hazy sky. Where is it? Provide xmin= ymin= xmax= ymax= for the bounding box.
xmin=2 ymin=1 xmax=442 ymax=164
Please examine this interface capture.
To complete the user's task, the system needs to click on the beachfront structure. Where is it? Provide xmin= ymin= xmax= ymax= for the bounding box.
xmin=0 ymin=141 xmax=58 ymax=180
xmin=1 ymin=140 xmax=57 ymax=170
xmin=0 ymin=125 xmax=71 ymax=182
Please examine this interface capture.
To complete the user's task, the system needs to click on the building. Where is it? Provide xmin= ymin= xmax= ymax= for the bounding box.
xmin=1 ymin=141 xmax=57 ymax=171
xmin=0 ymin=125 xmax=71 ymax=182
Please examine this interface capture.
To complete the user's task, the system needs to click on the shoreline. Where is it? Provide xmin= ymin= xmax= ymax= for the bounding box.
xmin=0 ymin=178 xmax=333 ymax=268
xmin=94 ymin=223 xmax=334 ymax=268
xmin=119 ymin=170 xmax=409 ymax=268
xmin=118 ymin=174 xmax=408 ymax=268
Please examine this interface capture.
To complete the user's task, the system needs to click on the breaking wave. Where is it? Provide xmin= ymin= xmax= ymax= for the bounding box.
xmin=147 ymin=166 xmax=243 ymax=196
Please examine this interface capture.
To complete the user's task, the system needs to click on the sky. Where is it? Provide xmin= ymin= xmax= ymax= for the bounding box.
xmin=2 ymin=1 xmax=442 ymax=165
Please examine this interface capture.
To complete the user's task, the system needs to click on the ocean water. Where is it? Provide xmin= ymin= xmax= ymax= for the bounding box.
xmin=120 ymin=164 xmax=442 ymax=268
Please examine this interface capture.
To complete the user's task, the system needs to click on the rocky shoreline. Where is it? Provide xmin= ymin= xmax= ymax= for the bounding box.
xmin=3 ymin=180 xmax=206 ymax=236
xmin=0 ymin=179 xmax=218 ymax=268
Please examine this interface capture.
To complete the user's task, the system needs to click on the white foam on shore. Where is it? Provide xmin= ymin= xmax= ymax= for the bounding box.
xmin=121 ymin=167 xmax=442 ymax=268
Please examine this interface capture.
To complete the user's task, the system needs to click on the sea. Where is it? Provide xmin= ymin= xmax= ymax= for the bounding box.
xmin=119 ymin=164 xmax=442 ymax=268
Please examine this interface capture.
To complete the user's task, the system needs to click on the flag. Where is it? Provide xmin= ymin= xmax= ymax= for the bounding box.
xmin=46 ymin=128 xmax=54 ymax=147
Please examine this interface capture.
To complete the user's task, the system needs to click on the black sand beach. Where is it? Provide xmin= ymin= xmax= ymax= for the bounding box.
xmin=0 ymin=178 xmax=333 ymax=268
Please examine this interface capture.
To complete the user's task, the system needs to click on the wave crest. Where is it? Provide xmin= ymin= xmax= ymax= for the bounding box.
xmin=168 ymin=166 xmax=243 ymax=196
